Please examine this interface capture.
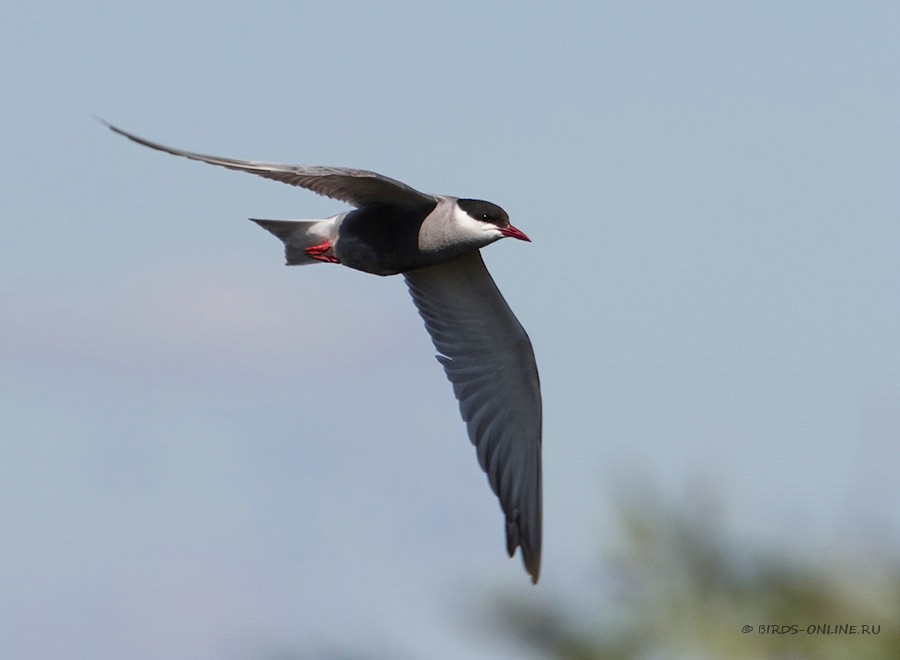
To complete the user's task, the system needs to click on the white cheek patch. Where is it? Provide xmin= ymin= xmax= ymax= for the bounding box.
xmin=452 ymin=205 xmax=503 ymax=238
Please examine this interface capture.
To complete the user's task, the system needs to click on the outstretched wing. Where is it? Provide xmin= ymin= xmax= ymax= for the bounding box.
xmin=102 ymin=120 xmax=435 ymax=208
xmin=404 ymin=250 xmax=542 ymax=583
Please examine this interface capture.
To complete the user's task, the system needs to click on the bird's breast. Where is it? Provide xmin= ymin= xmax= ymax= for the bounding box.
xmin=334 ymin=202 xmax=473 ymax=275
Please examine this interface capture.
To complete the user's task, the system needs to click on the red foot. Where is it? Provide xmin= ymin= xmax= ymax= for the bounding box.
xmin=305 ymin=240 xmax=340 ymax=264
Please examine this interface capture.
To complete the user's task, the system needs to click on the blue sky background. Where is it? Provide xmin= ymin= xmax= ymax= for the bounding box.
xmin=2 ymin=2 xmax=899 ymax=657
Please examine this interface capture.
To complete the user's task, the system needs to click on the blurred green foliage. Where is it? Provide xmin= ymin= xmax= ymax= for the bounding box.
xmin=493 ymin=492 xmax=900 ymax=659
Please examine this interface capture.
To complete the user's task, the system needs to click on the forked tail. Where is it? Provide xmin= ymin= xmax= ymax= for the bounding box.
xmin=250 ymin=216 xmax=341 ymax=265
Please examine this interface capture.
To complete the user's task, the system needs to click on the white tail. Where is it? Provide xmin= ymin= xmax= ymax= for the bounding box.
xmin=250 ymin=216 xmax=340 ymax=266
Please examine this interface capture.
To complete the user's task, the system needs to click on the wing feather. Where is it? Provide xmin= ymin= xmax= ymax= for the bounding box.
xmin=102 ymin=121 xmax=434 ymax=208
xmin=404 ymin=250 xmax=542 ymax=582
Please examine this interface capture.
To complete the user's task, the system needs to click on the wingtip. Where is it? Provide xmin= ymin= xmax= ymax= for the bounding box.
xmin=526 ymin=555 xmax=541 ymax=584
xmin=96 ymin=117 xmax=138 ymax=144
xmin=93 ymin=115 xmax=119 ymax=133
xmin=519 ymin=541 xmax=541 ymax=584
xmin=507 ymin=518 xmax=541 ymax=584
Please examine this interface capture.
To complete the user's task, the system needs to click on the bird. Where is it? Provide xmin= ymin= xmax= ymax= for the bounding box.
xmin=102 ymin=121 xmax=543 ymax=583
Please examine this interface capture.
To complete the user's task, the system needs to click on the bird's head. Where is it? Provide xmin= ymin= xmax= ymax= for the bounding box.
xmin=454 ymin=198 xmax=531 ymax=244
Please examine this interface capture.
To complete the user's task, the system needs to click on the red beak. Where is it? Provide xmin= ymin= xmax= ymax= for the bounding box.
xmin=500 ymin=225 xmax=531 ymax=242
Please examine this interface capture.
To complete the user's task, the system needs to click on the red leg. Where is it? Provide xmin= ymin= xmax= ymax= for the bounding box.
xmin=305 ymin=240 xmax=340 ymax=264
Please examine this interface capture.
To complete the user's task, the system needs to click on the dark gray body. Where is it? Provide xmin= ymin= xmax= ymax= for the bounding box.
xmin=336 ymin=202 xmax=436 ymax=274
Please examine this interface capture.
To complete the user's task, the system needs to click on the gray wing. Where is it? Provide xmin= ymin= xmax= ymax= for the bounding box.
xmin=404 ymin=250 xmax=542 ymax=583
xmin=102 ymin=121 xmax=435 ymax=208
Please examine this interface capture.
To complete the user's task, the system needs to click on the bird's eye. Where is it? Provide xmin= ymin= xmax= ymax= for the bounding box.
xmin=482 ymin=214 xmax=493 ymax=221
